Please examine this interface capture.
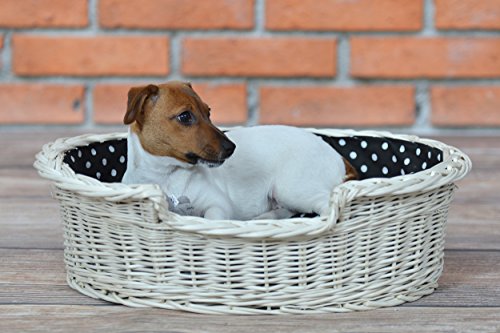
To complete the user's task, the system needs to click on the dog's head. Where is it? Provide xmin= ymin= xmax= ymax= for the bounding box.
xmin=124 ymin=81 xmax=236 ymax=167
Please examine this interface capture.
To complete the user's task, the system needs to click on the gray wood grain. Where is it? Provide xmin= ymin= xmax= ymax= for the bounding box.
xmin=1 ymin=305 xmax=499 ymax=333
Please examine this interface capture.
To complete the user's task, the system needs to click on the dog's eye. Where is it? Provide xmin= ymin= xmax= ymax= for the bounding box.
xmin=176 ymin=111 xmax=195 ymax=126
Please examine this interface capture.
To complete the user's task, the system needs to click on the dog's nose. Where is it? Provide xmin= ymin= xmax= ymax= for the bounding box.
xmin=221 ymin=139 xmax=236 ymax=159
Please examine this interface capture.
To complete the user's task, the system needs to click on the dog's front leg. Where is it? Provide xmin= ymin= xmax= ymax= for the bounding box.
xmin=204 ymin=206 xmax=230 ymax=220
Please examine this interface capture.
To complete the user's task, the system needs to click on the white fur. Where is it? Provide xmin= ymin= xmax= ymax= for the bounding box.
xmin=122 ymin=125 xmax=346 ymax=220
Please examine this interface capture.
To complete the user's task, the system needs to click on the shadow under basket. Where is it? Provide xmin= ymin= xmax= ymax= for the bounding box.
xmin=34 ymin=128 xmax=471 ymax=315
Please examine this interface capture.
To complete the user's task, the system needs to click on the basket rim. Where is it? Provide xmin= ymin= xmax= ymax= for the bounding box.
xmin=34 ymin=127 xmax=472 ymax=239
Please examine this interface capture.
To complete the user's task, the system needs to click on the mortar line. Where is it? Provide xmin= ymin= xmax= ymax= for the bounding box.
xmin=3 ymin=76 xmax=500 ymax=86
xmin=336 ymin=35 xmax=354 ymax=86
xmin=88 ymin=0 xmax=99 ymax=32
xmin=415 ymin=82 xmax=432 ymax=132
xmin=423 ymin=0 xmax=436 ymax=36
xmin=247 ymin=81 xmax=259 ymax=126
xmin=1 ymin=28 xmax=498 ymax=38
xmin=169 ymin=32 xmax=182 ymax=81
xmin=0 ymin=32 xmax=12 ymax=81
xmin=254 ymin=0 xmax=265 ymax=34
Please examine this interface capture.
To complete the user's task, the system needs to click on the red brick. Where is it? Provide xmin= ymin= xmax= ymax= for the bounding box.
xmin=260 ymin=86 xmax=415 ymax=127
xmin=436 ymin=0 xmax=500 ymax=30
xmin=93 ymin=85 xmax=129 ymax=124
xmin=0 ymin=84 xmax=84 ymax=124
xmin=94 ymin=83 xmax=247 ymax=125
xmin=351 ymin=37 xmax=500 ymax=78
xmin=0 ymin=0 xmax=87 ymax=28
xmin=192 ymin=83 xmax=247 ymax=124
xmin=182 ymin=38 xmax=336 ymax=77
xmin=431 ymin=86 xmax=500 ymax=126
xmin=100 ymin=0 xmax=253 ymax=30
xmin=12 ymin=35 xmax=169 ymax=77
xmin=266 ymin=0 xmax=422 ymax=31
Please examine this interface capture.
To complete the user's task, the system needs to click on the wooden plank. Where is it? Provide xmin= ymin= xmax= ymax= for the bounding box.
xmin=1 ymin=249 xmax=499 ymax=308
xmin=431 ymin=136 xmax=500 ymax=150
xmin=0 ymin=198 xmax=63 ymax=249
xmin=0 ymin=249 xmax=106 ymax=306
xmin=0 ymin=131 xmax=77 ymax=168
xmin=0 ymin=168 xmax=52 ymax=198
xmin=0 ymin=285 xmax=109 ymax=306
xmin=409 ymin=250 xmax=500 ymax=307
xmin=445 ymin=203 xmax=500 ymax=250
xmin=0 ymin=305 xmax=499 ymax=333
xmin=0 ymin=129 xmax=115 ymax=168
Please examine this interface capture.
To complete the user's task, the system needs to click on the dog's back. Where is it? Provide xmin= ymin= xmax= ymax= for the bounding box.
xmin=211 ymin=125 xmax=346 ymax=219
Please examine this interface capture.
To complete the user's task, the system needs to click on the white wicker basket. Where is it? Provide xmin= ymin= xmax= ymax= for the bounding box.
xmin=34 ymin=128 xmax=471 ymax=315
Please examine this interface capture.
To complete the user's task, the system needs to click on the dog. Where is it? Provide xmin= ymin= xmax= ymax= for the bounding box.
xmin=122 ymin=81 xmax=358 ymax=220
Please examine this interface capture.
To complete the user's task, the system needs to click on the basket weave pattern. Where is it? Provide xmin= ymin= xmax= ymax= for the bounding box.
xmin=34 ymin=129 xmax=471 ymax=314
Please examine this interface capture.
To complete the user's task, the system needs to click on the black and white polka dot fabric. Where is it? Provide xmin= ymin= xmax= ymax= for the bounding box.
xmin=320 ymin=135 xmax=442 ymax=180
xmin=64 ymin=139 xmax=127 ymax=183
xmin=63 ymin=135 xmax=443 ymax=183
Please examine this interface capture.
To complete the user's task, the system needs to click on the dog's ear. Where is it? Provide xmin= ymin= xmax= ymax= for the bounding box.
xmin=124 ymin=84 xmax=159 ymax=125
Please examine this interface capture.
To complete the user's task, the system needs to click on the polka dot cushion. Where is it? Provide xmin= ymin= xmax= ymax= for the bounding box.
xmin=320 ymin=135 xmax=442 ymax=180
xmin=64 ymin=139 xmax=127 ymax=183
xmin=63 ymin=135 xmax=443 ymax=183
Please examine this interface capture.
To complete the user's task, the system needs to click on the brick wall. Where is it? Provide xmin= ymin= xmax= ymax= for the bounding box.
xmin=0 ymin=0 xmax=499 ymax=132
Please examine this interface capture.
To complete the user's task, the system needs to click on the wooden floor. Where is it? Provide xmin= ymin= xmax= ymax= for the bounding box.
xmin=1 ymin=130 xmax=499 ymax=333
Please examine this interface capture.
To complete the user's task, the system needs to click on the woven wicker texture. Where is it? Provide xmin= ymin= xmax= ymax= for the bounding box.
xmin=34 ymin=129 xmax=471 ymax=314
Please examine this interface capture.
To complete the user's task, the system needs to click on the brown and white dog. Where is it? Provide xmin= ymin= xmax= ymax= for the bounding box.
xmin=122 ymin=81 xmax=357 ymax=220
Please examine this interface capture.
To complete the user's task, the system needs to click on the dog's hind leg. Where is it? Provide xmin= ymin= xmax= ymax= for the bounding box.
xmin=204 ymin=206 xmax=231 ymax=220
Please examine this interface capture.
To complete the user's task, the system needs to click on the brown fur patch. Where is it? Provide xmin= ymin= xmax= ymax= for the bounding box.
xmin=343 ymin=158 xmax=359 ymax=182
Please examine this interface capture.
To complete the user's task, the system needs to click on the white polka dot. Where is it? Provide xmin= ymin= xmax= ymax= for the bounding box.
xmin=109 ymin=145 xmax=115 ymax=153
xmin=119 ymin=155 xmax=126 ymax=163
xmin=416 ymin=148 xmax=421 ymax=156
xmin=111 ymin=169 xmax=117 ymax=177
xmin=339 ymin=139 xmax=346 ymax=146
xmin=361 ymin=141 xmax=368 ymax=149
xmin=381 ymin=142 xmax=389 ymax=150
xmin=428 ymin=151 xmax=432 ymax=159
xmin=360 ymin=165 xmax=368 ymax=173
xmin=96 ymin=172 xmax=101 ymax=179
xmin=404 ymin=158 xmax=411 ymax=165
xmin=371 ymin=153 xmax=378 ymax=162
xmin=70 ymin=156 xmax=75 ymax=163
xmin=85 ymin=161 xmax=91 ymax=169
xmin=382 ymin=166 xmax=389 ymax=175
xmin=91 ymin=148 xmax=97 ymax=156
xmin=349 ymin=151 xmax=357 ymax=159
xmin=399 ymin=145 xmax=406 ymax=153
xmin=102 ymin=158 xmax=107 ymax=166
xmin=401 ymin=169 xmax=406 ymax=175
xmin=392 ymin=155 xmax=397 ymax=163
xmin=437 ymin=153 xmax=441 ymax=161
xmin=422 ymin=162 xmax=427 ymax=169
xmin=77 ymin=150 xmax=82 ymax=158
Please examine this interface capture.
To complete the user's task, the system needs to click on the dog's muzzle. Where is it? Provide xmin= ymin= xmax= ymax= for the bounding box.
xmin=185 ymin=138 xmax=236 ymax=168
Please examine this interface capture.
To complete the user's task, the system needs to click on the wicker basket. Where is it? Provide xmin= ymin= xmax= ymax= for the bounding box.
xmin=34 ymin=128 xmax=471 ymax=315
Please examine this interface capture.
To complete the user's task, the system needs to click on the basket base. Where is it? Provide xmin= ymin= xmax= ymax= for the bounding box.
xmin=66 ymin=274 xmax=438 ymax=315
